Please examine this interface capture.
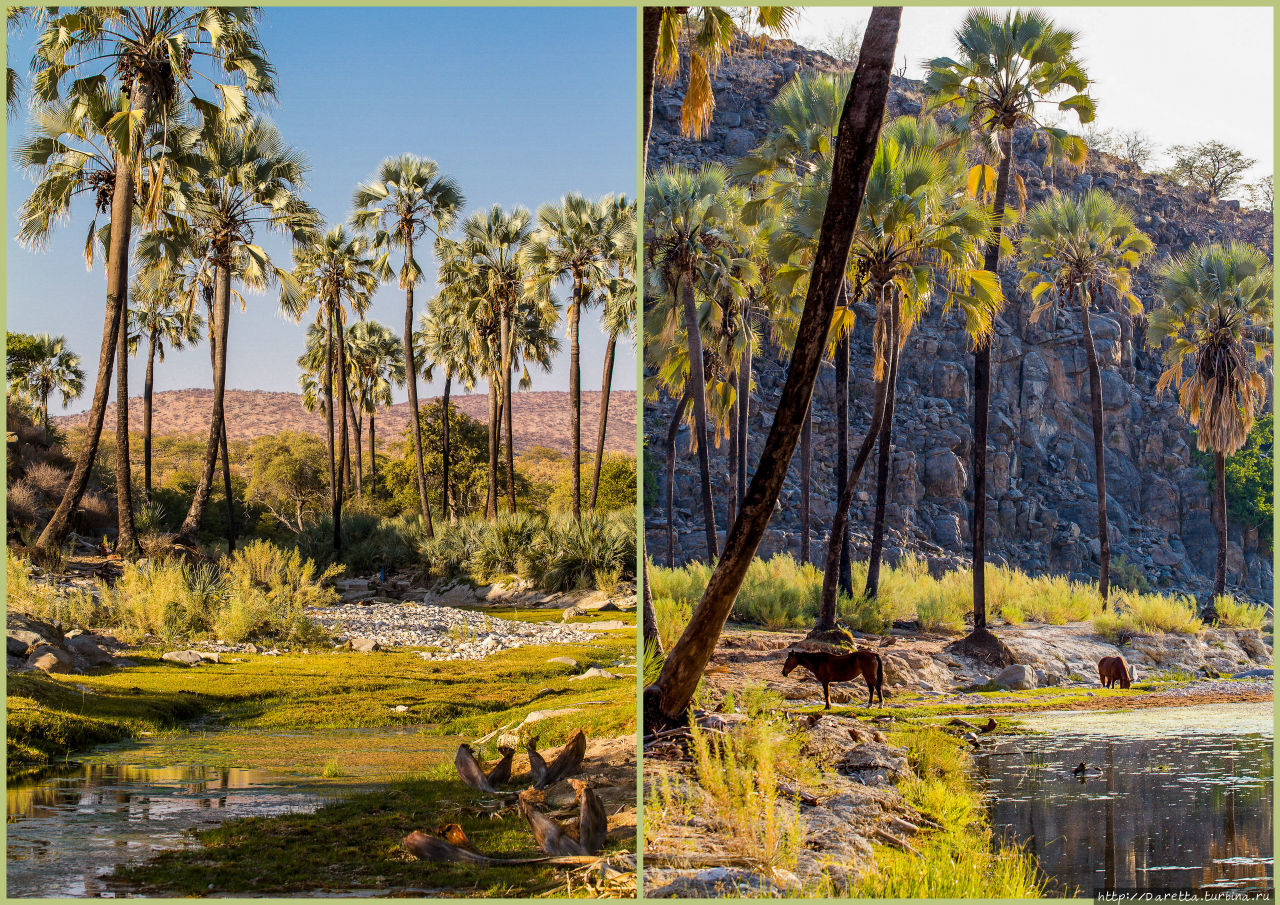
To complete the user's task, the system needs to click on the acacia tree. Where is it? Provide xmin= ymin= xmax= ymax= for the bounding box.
xmin=26 ymin=6 xmax=275 ymax=556
xmin=1018 ymin=190 xmax=1152 ymax=602
xmin=352 ymin=154 xmax=465 ymax=536
xmin=1169 ymin=141 xmax=1256 ymax=202
xmin=648 ymin=7 xmax=900 ymax=726
xmin=925 ymin=8 xmax=1093 ymax=657
xmin=1148 ymin=243 xmax=1273 ymax=612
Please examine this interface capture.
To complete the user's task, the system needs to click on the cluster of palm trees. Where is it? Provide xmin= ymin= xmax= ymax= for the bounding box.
xmin=13 ymin=7 xmax=635 ymax=561
xmin=7 ymin=333 xmax=85 ymax=430
xmin=646 ymin=8 xmax=1271 ymax=722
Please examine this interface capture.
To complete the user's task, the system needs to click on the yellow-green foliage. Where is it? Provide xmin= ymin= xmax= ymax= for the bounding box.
xmin=7 ymin=552 xmax=102 ymax=627
xmin=649 ymin=554 xmax=822 ymax=631
xmin=218 ymin=540 xmax=342 ymax=644
xmin=653 ymin=593 xmax=693 ymax=651
xmin=988 ymin=566 xmax=1101 ymax=624
xmin=1093 ymin=592 xmax=1203 ymax=640
xmin=1213 ymin=595 xmax=1268 ymax=630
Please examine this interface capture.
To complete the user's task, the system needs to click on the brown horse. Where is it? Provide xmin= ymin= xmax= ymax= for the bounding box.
xmin=782 ymin=648 xmax=884 ymax=709
xmin=1098 ymin=655 xmax=1133 ymax=689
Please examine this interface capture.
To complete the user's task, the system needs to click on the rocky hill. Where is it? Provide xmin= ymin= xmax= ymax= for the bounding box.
xmin=55 ymin=388 xmax=637 ymax=457
xmin=645 ymin=37 xmax=1273 ymax=601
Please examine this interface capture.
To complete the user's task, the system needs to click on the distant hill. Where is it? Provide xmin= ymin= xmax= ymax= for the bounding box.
xmin=54 ymin=389 xmax=637 ymax=456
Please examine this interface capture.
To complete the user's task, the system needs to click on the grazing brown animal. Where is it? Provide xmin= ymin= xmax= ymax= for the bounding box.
xmin=782 ymin=648 xmax=884 ymax=709
xmin=486 ymin=745 xmax=515 ymax=787
xmin=570 ymin=777 xmax=607 ymax=854
xmin=525 ymin=736 xmax=548 ymax=786
xmin=518 ymin=790 xmax=586 ymax=855
xmin=440 ymin=823 xmax=475 ymax=850
xmin=1098 ymin=655 xmax=1133 ymax=689
xmin=454 ymin=744 xmax=498 ymax=794
xmin=537 ymin=729 xmax=587 ymax=789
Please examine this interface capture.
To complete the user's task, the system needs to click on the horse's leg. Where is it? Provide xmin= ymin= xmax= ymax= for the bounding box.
xmin=866 ymin=672 xmax=874 ymax=708
xmin=823 ymin=681 xmax=831 ymax=710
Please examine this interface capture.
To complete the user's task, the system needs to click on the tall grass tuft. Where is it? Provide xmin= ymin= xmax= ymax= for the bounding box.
xmin=1093 ymin=592 xmax=1203 ymax=640
xmin=1212 ymin=595 xmax=1269 ymax=630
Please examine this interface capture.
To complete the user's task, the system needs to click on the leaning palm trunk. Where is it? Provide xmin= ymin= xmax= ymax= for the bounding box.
xmin=402 ymin=235 xmax=434 ymax=537
xmin=648 ymin=8 xmax=899 ymax=725
xmin=799 ymin=405 xmax=812 ymax=563
xmin=441 ymin=371 xmax=453 ymax=520
xmin=864 ymin=325 xmax=902 ymax=598
xmin=812 ymin=300 xmax=896 ymax=635
xmin=679 ymin=271 xmax=718 ymax=558
xmin=1212 ymin=453 xmax=1227 ymax=608
xmin=589 ymin=328 xmax=619 ymax=509
xmin=143 ymin=330 xmax=158 ymax=497
xmin=501 ymin=313 xmax=517 ymax=513
xmin=1079 ymin=284 xmax=1110 ymax=602
xmin=568 ymin=283 xmax=583 ymax=520
xmin=176 ymin=263 xmax=233 ymax=546
xmin=666 ymin=392 xmax=692 ymax=566
xmin=37 ymin=83 xmax=147 ymax=554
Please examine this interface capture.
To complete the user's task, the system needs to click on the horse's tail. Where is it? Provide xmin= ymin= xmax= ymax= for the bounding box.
xmin=875 ymin=652 xmax=884 ymax=692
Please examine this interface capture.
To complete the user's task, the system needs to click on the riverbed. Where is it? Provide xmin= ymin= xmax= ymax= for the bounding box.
xmin=6 ymin=728 xmax=455 ymax=897
xmin=976 ymin=701 xmax=1273 ymax=897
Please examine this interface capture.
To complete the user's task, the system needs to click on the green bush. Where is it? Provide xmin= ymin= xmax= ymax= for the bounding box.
xmin=1093 ymin=592 xmax=1203 ymax=640
xmin=1212 ymin=595 xmax=1268 ymax=630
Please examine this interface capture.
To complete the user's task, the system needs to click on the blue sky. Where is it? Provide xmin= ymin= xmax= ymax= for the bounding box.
xmin=5 ymin=7 xmax=638 ymax=413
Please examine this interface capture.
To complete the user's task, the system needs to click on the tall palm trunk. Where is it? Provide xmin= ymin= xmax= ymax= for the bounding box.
xmin=589 ymin=328 xmax=619 ymax=509
xmin=641 ymin=6 xmax=663 ymax=164
xmin=485 ymin=375 xmax=499 ymax=519
xmin=335 ymin=313 xmax=353 ymax=520
xmin=368 ymin=414 xmax=377 ymax=488
xmin=648 ymin=8 xmax=898 ymax=726
xmin=219 ymin=419 xmax=234 ymax=553
xmin=177 ymin=262 xmax=232 ymax=545
xmin=402 ymin=235 xmax=434 ymax=537
xmin=37 ymin=81 xmax=150 ymax=554
xmin=726 ymin=399 xmax=738 ymax=529
xmin=971 ymin=130 xmax=1013 ymax=639
xmin=799 ymin=405 xmax=812 ymax=563
xmin=666 ymin=392 xmax=692 ymax=566
xmin=501 ymin=312 xmax=517 ymax=513
xmin=568 ymin=282 xmax=583 ymax=520
xmin=864 ymin=325 xmax=902 ymax=598
xmin=441 ymin=371 xmax=453 ymax=521
xmin=323 ymin=305 xmax=340 ymax=552
xmin=736 ymin=316 xmax=751 ymax=510
xmin=642 ymin=556 xmax=663 ymax=653
xmin=679 ymin=270 xmax=717 ymax=558
xmin=349 ymin=392 xmax=364 ymax=497
xmin=835 ymin=323 xmax=853 ymax=595
xmin=1212 ymin=452 xmax=1227 ymax=611
xmin=1079 ymin=284 xmax=1110 ymax=602
xmin=813 ymin=299 xmax=896 ymax=633
xmin=143 ymin=329 xmax=158 ymax=497
xmin=41 ymin=392 xmax=50 ymax=430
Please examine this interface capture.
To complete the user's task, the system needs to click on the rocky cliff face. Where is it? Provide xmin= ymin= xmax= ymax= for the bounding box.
xmin=645 ymin=37 xmax=1274 ymax=602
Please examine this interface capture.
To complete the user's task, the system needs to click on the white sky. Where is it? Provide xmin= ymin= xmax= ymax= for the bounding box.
xmin=787 ymin=6 xmax=1273 ymax=192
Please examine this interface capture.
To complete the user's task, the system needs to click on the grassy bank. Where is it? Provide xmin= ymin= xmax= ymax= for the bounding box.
xmin=650 ymin=554 xmax=1267 ymax=644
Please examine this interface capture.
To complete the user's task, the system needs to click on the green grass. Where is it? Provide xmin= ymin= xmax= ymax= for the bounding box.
xmin=1093 ymin=592 xmax=1203 ymax=640
xmin=1213 ymin=595 xmax=1269 ymax=629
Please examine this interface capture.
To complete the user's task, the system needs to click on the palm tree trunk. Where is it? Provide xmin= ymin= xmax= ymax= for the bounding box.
xmin=349 ymin=394 xmax=364 ymax=497
xmin=642 ymin=6 xmax=663 ymax=165
xmin=569 ymin=284 xmax=583 ymax=520
xmin=970 ymin=129 xmax=1014 ymax=641
xmin=403 ymin=236 xmax=434 ymax=537
xmin=813 ymin=299 xmax=895 ymax=634
xmin=1212 ymin=452 xmax=1227 ymax=611
xmin=113 ymin=216 xmax=138 ymax=554
xmin=666 ymin=392 xmax=692 ymax=566
xmin=219 ymin=418 xmax=234 ymax=553
xmin=42 ymin=390 xmax=50 ymax=431
xmin=485 ymin=376 xmax=499 ymax=520
xmin=736 ymin=317 xmax=751 ymax=510
xmin=726 ymin=398 xmax=738 ymax=529
xmin=177 ymin=262 xmax=233 ymax=546
xmin=36 ymin=80 xmax=149 ymax=555
xmin=864 ymin=326 xmax=901 ymax=599
xmin=589 ymin=329 xmax=618 ymax=510
xmin=335 ymin=311 xmax=353 ymax=531
xmin=835 ymin=323 xmax=853 ymax=595
xmin=1079 ymin=285 xmax=1110 ymax=602
xmin=679 ymin=271 xmax=717 ymax=558
xmin=642 ymin=556 xmax=663 ymax=653
xmin=143 ymin=330 xmax=157 ymax=497
xmin=502 ymin=313 xmax=517 ymax=513
xmin=324 ymin=307 xmax=340 ymax=552
xmin=648 ymin=8 xmax=899 ymax=726
xmin=369 ymin=414 xmax=377 ymax=488
xmin=442 ymin=371 xmax=452 ymax=521
xmin=799 ymin=405 xmax=812 ymax=563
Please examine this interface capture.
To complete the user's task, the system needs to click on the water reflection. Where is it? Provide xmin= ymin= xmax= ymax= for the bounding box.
xmin=6 ymin=761 xmax=327 ymax=898
xmin=976 ymin=703 xmax=1273 ymax=897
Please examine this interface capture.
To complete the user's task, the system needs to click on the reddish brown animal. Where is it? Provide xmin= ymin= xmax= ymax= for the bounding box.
xmin=782 ymin=648 xmax=884 ymax=709
xmin=1098 ymin=655 xmax=1133 ymax=689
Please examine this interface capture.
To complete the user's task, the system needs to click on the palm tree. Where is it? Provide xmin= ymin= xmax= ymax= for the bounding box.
xmin=418 ymin=291 xmax=481 ymax=521
xmin=1018 ymin=190 xmax=1153 ymax=602
xmin=925 ymin=8 xmax=1093 ymax=655
xmin=351 ymin=154 xmax=465 ymax=537
xmin=24 ymin=6 xmax=274 ymax=556
xmin=348 ymin=320 xmax=405 ymax=492
xmin=645 ymin=165 xmax=739 ymax=557
xmin=127 ymin=272 xmax=203 ymax=496
xmin=528 ymin=194 xmax=616 ymax=521
xmin=1148 ymin=243 xmax=1273 ymax=612
xmin=298 ymin=322 xmax=360 ymax=494
xmin=146 ymin=114 xmax=314 ymax=546
xmin=287 ymin=225 xmax=379 ymax=552
xmin=591 ymin=195 xmax=638 ymax=510
xmin=649 ymin=7 xmax=899 ymax=726
xmin=12 ymin=333 xmax=85 ymax=429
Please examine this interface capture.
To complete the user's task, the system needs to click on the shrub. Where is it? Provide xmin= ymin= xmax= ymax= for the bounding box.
xmin=24 ymin=461 xmax=69 ymax=498
xmin=8 ymin=480 xmax=41 ymax=527
xmin=1110 ymin=555 xmax=1153 ymax=595
xmin=652 ymin=593 xmax=693 ymax=651
xmin=472 ymin=511 xmax=546 ymax=581
xmin=7 ymin=551 xmax=102 ymax=627
xmin=523 ymin=509 xmax=636 ymax=592
xmin=1093 ymin=592 xmax=1202 ymax=640
xmin=1213 ymin=595 xmax=1268 ymax=630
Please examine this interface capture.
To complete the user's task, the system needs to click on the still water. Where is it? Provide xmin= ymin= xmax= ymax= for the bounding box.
xmin=6 ymin=728 xmax=452 ymax=897
xmin=976 ymin=702 xmax=1273 ymax=898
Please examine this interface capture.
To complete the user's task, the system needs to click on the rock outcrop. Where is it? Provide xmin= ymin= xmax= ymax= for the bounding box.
xmin=645 ymin=37 xmax=1273 ymax=602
